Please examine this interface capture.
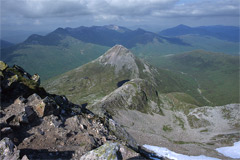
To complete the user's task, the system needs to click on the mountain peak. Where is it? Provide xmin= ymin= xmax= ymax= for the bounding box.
xmin=99 ymin=45 xmax=133 ymax=60
xmin=176 ymin=24 xmax=191 ymax=28
xmin=98 ymin=45 xmax=139 ymax=75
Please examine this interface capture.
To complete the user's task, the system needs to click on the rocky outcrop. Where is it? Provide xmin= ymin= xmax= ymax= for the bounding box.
xmin=90 ymin=78 xmax=163 ymax=116
xmin=80 ymin=142 xmax=120 ymax=160
xmin=80 ymin=142 xmax=144 ymax=160
xmin=98 ymin=45 xmax=139 ymax=77
xmin=0 ymin=137 xmax=20 ymax=160
xmin=0 ymin=61 xmax=46 ymax=106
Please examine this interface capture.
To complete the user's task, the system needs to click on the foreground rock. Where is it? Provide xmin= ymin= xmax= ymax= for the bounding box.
xmin=80 ymin=142 xmax=146 ymax=160
xmin=0 ymin=137 xmax=20 ymax=160
xmin=80 ymin=142 xmax=120 ymax=160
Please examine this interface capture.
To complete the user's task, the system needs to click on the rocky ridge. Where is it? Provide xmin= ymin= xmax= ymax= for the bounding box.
xmin=0 ymin=61 xmax=158 ymax=159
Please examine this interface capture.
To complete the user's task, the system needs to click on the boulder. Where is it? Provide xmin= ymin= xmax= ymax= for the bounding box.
xmin=24 ymin=106 xmax=36 ymax=122
xmin=27 ymin=94 xmax=58 ymax=117
xmin=107 ymin=118 xmax=138 ymax=151
xmin=0 ymin=61 xmax=8 ymax=71
xmin=6 ymin=75 xmax=18 ymax=88
xmin=1 ymin=127 xmax=13 ymax=134
xmin=80 ymin=142 xmax=120 ymax=160
xmin=0 ymin=137 xmax=20 ymax=160
xmin=31 ymin=74 xmax=40 ymax=85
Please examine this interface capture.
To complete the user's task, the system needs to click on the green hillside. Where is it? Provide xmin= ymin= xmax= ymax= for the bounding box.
xmin=1 ymin=36 xmax=109 ymax=80
xmin=146 ymin=50 xmax=239 ymax=105
xmin=131 ymin=35 xmax=239 ymax=58
xmin=44 ymin=45 xmax=207 ymax=107
xmin=1 ymin=25 xmax=238 ymax=82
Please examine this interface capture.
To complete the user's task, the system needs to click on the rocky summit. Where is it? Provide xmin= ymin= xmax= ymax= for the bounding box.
xmin=0 ymin=61 xmax=157 ymax=159
xmin=98 ymin=45 xmax=139 ymax=76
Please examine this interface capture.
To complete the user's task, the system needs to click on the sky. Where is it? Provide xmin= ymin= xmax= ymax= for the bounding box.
xmin=0 ymin=0 xmax=239 ymax=41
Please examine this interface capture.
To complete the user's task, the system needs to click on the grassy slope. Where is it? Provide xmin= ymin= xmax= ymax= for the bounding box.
xmin=44 ymin=52 xmax=208 ymax=107
xmin=2 ymin=36 xmax=110 ymax=80
xmin=2 ymin=32 xmax=238 ymax=82
xmin=146 ymin=50 xmax=239 ymax=106
xmin=44 ymin=61 xmax=133 ymax=105
xmin=131 ymin=36 xmax=239 ymax=58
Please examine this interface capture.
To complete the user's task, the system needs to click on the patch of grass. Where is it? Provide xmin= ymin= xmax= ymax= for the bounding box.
xmin=174 ymin=115 xmax=185 ymax=130
xmin=162 ymin=125 xmax=172 ymax=132
xmin=200 ymin=129 xmax=208 ymax=132
xmin=6 ymin=67 xmax=38 ymax=89
xmin=147 ymin=50 xmax=239 ymax=106
xmin=2 ymin=36 xmax=110 ymax=81
xmin=173 ymin=140 xmax=202 ymax=145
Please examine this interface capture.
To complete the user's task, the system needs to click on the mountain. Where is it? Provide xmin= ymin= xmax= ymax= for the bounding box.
xmin=0 ymin=60 xmax=154 ymax=159
xmin=1 ymin=25 xmax=239 ymax=81
xmin=43 ymin=46 xmax=240 ymax=160
xmin=23 ymin=25 xmax=189 ymax=48
xmin=44 ymin=45 xmax=206 ymax=107
xmin=146 ymin=50 xmax=239 ymax=106
xmin=159 ymin=24 xmax=240 ymax=42
xmin=1 ymin=35 xmax=109 ymax=80
xmin=0 ymin=40 xmax=14 ymax=49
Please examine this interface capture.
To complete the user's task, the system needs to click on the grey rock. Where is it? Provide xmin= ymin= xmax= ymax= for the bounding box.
xmin=24 ymin=106 xmax=36 ymax=122
xmin=0 ymin=61 xmax=8 ymax=71
xmin=19 ymin=112 xmax=29 ymax=124
xmin=27 ymin=94 xmax=58 ymax=117
xmin=0 ymin=137 xmax=20 ymax=160
xmin=21 ymin=155 xmax=29 ymax=160
xmin=1 ymin=127 xmax=13 ymax=134
xmin=14 ymin=96 xmax=27 ymax=105
xmin=13 ymin=65 xmax=31 ymax=79
xmin=6 ymin=115 xmax=20 ymax=127
xmin=31 ymin=74 xmax=40 ymax=85
xmin=80 ymin=142 xmax=120 ymax=160
xmin=108 ymin=118 xmax=138 ymax=151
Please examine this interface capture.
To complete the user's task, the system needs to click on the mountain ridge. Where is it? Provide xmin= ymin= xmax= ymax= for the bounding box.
xmin=159 ymin=25 xmax=240 ymax=42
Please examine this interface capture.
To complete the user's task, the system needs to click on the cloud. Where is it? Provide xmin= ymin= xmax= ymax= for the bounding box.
xmin=1 ymin=0 xmax=177 ymax=18
xmin=33 ymin=19 xmax=41 ymax=25
xmin=152 ymin=0 xmax=239 ymax=17
xmin=0 ymin=0 xmax=239 ymax=32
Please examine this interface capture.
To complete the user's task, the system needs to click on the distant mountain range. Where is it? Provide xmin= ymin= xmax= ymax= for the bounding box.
xmin=159 ymin=24 xmax=239 ymax=42
xmin=1 ymin=24 xmax=239 ymax=80
xmin=0 ymin=40 xmax=14 ymax=49
xmin=23 ymin=25 xmax=189 ymax=48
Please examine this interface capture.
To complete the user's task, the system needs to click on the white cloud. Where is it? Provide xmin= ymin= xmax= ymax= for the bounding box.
xmin=0 ymin=0 xmax=239 ymax=32
xmin=33 ymin=19 xmax=41 ymax=25
xmin=1 ymin=0 xmax=177 ymax=18
xmin=152 ymin=0 xmax=239 ymax=17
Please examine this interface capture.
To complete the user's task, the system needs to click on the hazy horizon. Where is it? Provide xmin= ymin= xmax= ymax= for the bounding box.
xmin=1 ymin=0 xmax=239 ymax=43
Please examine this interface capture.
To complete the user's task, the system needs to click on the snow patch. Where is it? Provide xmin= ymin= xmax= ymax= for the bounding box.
xmin=143 ymin=145 xmax=220 ymax=160
xmin=216 ymin=140 xmax=240 ymax=159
